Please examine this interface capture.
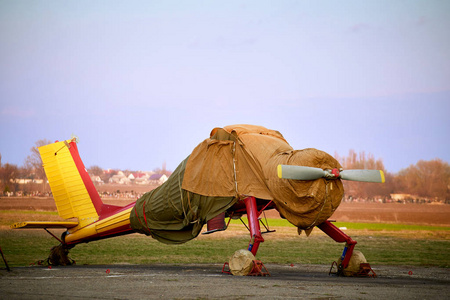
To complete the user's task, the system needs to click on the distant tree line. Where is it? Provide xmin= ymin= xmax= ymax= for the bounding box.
xmin=0 ymin=139 xmax=51 ymax=195
xmin=335 ymin=150 xmax=450 ymax=203
xmin=0 ymin=139 xmax=172 ymax=195
xmin=1 ymin=141 xmax=449 ymax=203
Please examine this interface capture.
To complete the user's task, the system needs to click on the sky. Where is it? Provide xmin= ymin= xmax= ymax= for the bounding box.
xmin=1 ymin=0 xmax=449 ymax=174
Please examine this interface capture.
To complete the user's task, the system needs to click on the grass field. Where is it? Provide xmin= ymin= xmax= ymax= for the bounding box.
xmin=1 ymin=214 xmax=449 ymax=268
xmin=231 ymin=217 xmax=450 ymax=231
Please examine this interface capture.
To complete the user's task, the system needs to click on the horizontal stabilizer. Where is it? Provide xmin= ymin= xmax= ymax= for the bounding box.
xmin=10 ymin=221 xmax=79 ymax=229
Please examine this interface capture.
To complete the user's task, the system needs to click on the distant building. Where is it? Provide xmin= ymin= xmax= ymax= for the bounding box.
xmin=109 ymin=173 xmax=127 ymax=184
xmin=390 ymin=194 xmax=414 ymax=201
xmin=133 ymin=172 xmax=152 ymax=185
xmin=90 ymin=175 xmax=104 ymax=185
xmin=149 ymin=174 xmax=168 ymax=185
xmin=120 ymin=177 xmax=131 ymax=184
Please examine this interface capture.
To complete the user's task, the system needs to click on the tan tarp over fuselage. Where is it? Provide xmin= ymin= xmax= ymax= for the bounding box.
xmin=182 ymin=124 xmax=344 ymax=229
xmin=130 ymin=124 xmax=344 ymax=243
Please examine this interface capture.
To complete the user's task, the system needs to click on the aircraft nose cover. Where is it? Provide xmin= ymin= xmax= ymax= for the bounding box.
xmin=181 ymin=125 xmax=344 ymax=230
xmin=264 ymin=148 xmax=344 ymax=229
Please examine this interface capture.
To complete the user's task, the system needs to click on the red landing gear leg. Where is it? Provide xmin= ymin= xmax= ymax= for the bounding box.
xmin=222 ymin=196 xmax=270 ymax=276
xmin=318 ymin=220 xmax=356 ymax=272
xmin=318 ymin=220 xmax=376 ymax=277
xmin=244 ymin=196 xmax=264 ymax=256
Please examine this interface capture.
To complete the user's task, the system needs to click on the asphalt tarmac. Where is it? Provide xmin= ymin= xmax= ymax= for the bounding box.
xmin=1 ymin=263 xmax=449 ymax=299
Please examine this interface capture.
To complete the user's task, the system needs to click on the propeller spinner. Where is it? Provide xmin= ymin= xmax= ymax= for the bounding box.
xmin=277 ymin=165 xmax=385 ymax=183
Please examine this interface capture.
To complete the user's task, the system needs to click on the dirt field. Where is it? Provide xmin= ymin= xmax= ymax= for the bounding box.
xmin=2 ymin=197 xmax=449 ymax=226
xmin=330 ymin=201 xmax=450 ymax=226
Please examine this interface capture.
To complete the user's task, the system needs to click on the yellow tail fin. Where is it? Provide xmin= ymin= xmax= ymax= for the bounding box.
xmin=39 ymin=140 xmax=100 ymax=228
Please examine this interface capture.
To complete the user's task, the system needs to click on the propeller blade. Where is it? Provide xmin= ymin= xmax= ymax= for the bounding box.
xmin=278 ymin=164 xmax=386 ymax=183
xmin=340 ymin=170 xmax=385 ymax=183
xmin=277 ymin=165 xmax=326 ymax=180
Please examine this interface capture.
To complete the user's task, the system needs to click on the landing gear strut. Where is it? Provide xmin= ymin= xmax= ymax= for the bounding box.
xmin=223 ymin=198 xmax=376 ymax=277
xmin=318 ymin=220 xmax=376 ymax=277
xmin=223 ymin=196 xmax=270 ymax=276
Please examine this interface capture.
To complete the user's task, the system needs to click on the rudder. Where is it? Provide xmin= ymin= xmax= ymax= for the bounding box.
xmin=39 ymin=139 xmax=102 ymax=229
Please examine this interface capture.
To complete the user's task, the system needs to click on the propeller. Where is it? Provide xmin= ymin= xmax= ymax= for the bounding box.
xmin=277 ymin=165 xmax=385 ymax=183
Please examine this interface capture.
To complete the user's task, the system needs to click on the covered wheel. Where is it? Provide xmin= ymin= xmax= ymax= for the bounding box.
xmin=338 ymin=250 xmax=367 ymax=276
xmin=229 ymin=249 xmax=256 ymax=276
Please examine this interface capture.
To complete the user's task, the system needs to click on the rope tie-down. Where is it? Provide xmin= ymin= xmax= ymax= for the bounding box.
xmin=28 ymin=244 xmax=75 ymax=267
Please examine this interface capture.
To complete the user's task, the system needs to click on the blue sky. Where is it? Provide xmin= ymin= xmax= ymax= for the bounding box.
xmin=1 ymin=1 xmax=449 ymax=173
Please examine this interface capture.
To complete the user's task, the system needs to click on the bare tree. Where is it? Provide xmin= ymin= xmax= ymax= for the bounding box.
xmin=396 ymin=159 xmax=450 ymax=200
xmin=153 ymin=167 xmax=172 ymax=177
xmin=335 ymin=150 xmax=389 ymax=200
xmin=0 ymin=163 xmax=19 ymax=194
xmin=24 ymin=139 xmax=52 ymax=192
xmin=101 ymin=169 xmax=117 ymax=184
xmin=88 ymin=165 xmax=103 ymax=177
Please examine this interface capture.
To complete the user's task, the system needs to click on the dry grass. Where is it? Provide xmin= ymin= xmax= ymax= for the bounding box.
xmin=1 ymin=209 xmax=449 ymax=268
xmin=0 ymin=210 xmax=64 ymax=228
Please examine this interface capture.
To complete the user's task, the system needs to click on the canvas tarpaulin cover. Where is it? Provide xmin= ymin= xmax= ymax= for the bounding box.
xmin=130 ymin=124 xmax=344 ymax=243
xmin=129 ymin=158 xmax=237 ymax=244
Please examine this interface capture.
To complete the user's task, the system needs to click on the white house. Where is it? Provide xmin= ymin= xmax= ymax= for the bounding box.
xmin=149 ymin=174 xmax=168 ymax=185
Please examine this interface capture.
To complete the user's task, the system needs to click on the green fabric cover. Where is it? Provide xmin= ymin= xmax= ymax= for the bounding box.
xmin=129 ymin=157 xmax=238 ymax=244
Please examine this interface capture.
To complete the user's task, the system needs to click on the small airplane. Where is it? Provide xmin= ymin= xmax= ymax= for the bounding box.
xmin=11 ymin=125 xmax=384 ymax=276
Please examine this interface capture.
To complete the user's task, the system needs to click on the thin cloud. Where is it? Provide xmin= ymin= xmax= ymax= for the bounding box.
xmin=348 ymin=22 xmax=371 ymax=33
xmin=415 ymin=16 xmax=427 ymax=27
xmin=0 ymin=107 xmax=35 ymax=118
